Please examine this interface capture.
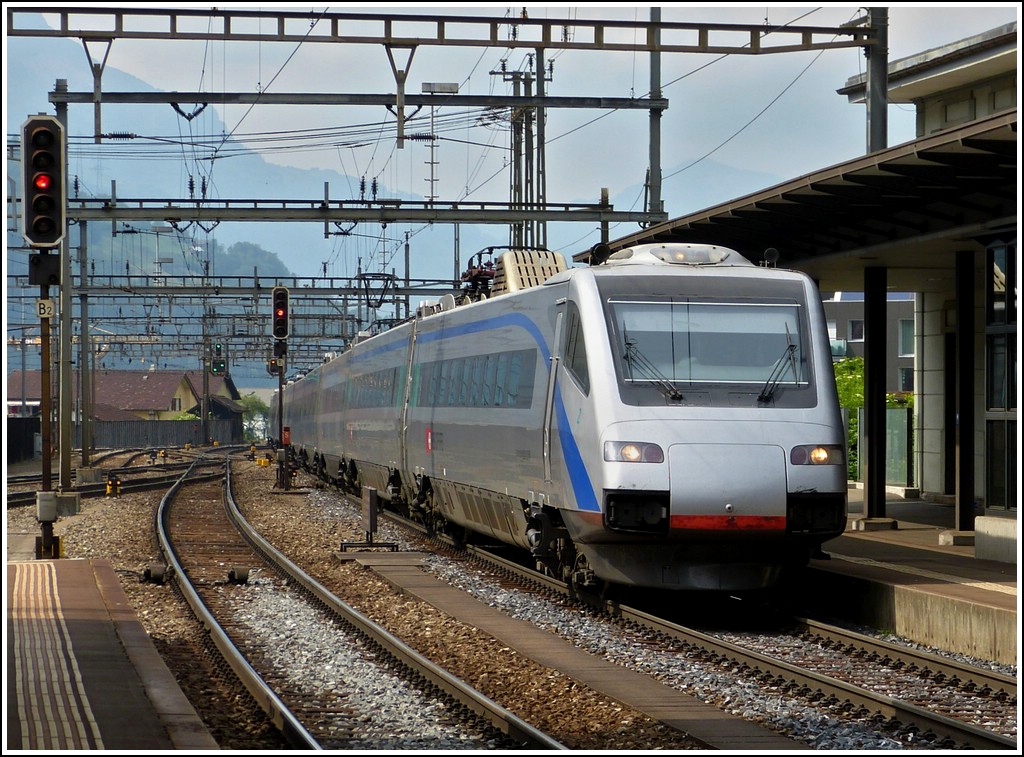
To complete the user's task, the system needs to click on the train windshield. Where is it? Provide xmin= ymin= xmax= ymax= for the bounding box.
xmin=604 ymin=291 xmax=814 ymax=406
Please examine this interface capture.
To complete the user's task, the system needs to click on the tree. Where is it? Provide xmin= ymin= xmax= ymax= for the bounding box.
xmin=237 ymin=392 xmax=271 ymax=442
xmin=833 ymin=356 xmax=915 ymax=480
xmin=834 ymin=357 xmax=864 ymax=480
xmin=833 ymin=356 xmax=865 ymax=410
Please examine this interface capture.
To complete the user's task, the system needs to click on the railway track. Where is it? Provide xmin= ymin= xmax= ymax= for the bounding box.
xmin=286 ymin=472 xmax=1015 ymax=751
xmin=156 ymin=456 xmax=565 ymax=750
xmin=7 ymin=459 xmax=223 ymax=508
xmin=423 ymin=522 xmax=1018 ymax=751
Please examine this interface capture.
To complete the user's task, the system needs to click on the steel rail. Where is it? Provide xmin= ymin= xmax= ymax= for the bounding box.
xmin=155 ymin=457 xmax=322 ymax=750
xmin=222 ymin=463 xmax=568 ymax=750
xmin=383 ymin=507 xmax=1016 ymax=750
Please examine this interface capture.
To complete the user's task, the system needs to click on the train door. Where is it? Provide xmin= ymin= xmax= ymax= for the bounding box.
xmin=542 ymin=308 xmax=564 ymax=483
xmin=548 ymin=299 xmax=598 ymax=508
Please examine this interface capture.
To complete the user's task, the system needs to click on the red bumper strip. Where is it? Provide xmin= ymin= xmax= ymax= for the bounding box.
xmin=670 ymin=515 xmax=787 ymax=531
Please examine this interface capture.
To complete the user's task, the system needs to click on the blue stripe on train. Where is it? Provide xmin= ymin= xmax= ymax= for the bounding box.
xmin=349 ymin=312 xmax=600 ymax=512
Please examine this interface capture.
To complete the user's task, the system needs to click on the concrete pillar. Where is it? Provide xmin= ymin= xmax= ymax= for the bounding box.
xmin=948 ymin=249 xmax=977 ymax=540
xmin=855 ymin=266 xmax=896 ymax=531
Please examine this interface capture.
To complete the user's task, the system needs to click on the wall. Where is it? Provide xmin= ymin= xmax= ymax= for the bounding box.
xmin=916 ymin=274 xmax=987 ymax=504
xmin=7 ymin=416 xmax=41 ymax=464
xmin=71 ymin=419 xmax=241 ymax=449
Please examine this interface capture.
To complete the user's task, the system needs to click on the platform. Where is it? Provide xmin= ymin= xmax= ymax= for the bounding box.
xmin=5 ymin=557 xmax=217 ymax=751
xmin=800 ymin=487 xmax=1018 ymax=665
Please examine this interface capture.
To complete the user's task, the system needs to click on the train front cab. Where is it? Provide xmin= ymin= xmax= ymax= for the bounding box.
xmin=557 ymin=245 xmax=848 ymax=591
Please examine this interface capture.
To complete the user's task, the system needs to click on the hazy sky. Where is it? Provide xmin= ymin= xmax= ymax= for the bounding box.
xmin=5 ymin=3 xmax=1021 ymax=264
xmin=9 ymin=4 xmax=1019 ymax=188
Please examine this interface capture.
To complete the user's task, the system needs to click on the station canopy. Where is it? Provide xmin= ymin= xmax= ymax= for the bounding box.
xmin=579 ymin=110 xmax=1017 ymax=294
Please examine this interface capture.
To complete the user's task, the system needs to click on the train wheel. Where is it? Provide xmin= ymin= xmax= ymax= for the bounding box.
xmin=569 ymin=552 xmax=598 ymax=592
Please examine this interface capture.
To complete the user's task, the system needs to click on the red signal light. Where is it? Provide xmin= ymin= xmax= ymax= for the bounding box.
xmin=271 ymin=286 xmax=290 ymax=339
xmin=21 ymin=115 xmax=65 ymax=247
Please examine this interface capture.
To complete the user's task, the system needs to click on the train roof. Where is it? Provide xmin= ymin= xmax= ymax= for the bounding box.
xmin=598 ymin=242 xmax=754 ymax=268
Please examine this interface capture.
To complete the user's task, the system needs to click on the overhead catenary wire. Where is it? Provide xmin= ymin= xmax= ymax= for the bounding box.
xmin=8 ymin=7 xmax=869 ymax=272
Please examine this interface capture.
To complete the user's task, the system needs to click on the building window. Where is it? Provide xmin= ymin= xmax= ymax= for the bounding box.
xmin=987 ymin=244 xmax=1015 ymax=327
xmin=171 ymin=398 xmax=181 ymax=412
xmin=898 ymin=366 xmax=914 ymax=393
xmin=986 ymin=420 xmax=1017 ymax=512
xmin=984 ymin=240 xmax=1017 ymax=513
xmin=986 ymin=335 xmax=1010 ymax=411
xmin=898 ymin=319 xmax=915 ymax=357
xmin=848 ymin=319 xmax=864 ymax=342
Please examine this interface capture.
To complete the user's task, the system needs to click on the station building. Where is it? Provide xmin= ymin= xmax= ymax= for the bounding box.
xmin=581 ymin=23 xmax=1018 ymax=563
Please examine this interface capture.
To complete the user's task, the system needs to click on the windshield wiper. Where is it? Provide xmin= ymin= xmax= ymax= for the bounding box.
xmin=758 ymin=325 xmax=799 ymax=403
xmin=623 ymin=329 xmax=682 ymax=401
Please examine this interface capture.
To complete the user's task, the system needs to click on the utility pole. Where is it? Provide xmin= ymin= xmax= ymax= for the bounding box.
xmin=55 ymin=81 xmax=74 ymax=492
xmin=865 ymin=7 xmax=889 ymax=153
xmin=648 ymin=8 xmax=664 ymax=218
xmin=79 ymin=220 xmax=93 ymax=467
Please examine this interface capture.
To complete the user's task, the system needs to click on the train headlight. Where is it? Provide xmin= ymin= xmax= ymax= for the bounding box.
xmin=790 ymin=444 xmax=844 ymax=465
xmin=604 ymin=441 xmax=664 ymax=463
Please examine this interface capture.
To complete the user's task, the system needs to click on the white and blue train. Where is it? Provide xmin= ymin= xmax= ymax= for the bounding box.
xmin=276 ymin=243 xmax=847 ymax=592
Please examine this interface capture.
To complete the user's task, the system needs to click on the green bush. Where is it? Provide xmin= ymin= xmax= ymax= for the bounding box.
xmin=833 ymin=357 xmax=914 ymax=479
xmin=834 ymin=358 xmax=864 ymax=479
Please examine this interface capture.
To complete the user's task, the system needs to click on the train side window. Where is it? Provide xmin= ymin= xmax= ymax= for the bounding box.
xmin=507 ymin=352 xmax=522 ymax=405
xmin=459 ymin=358 xmax=470 ymax=405
xmin=563 ymin=303 xmax=590 ymax=395
xmin=470 ymin=356 xmax=484 ymax=406
xmin=437 ymin=360 xmax=450 ymax=405
xmin=447 ymin=358 xmax=461 ymax=405
xmin=388 ymin=367 xmax=399 ymax=406
xmin=494 ymin=353 xmax=508 ymax=406
xmin=419 ymin=363 xmax=435 ymax=406
xmin=480 ymin=354 xmax=494 ymax=406
xmin=463 ymin=359 xmax=472 ymax=405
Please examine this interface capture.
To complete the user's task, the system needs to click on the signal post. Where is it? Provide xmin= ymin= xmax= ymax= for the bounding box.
xmin=22 ymin=113 xmax=72 ymax=556
xmin=271 ymin=286 xmax=290 ymax=489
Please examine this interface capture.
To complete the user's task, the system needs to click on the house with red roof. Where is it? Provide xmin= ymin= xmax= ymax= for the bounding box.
xmin=6 ymin=368 xmax=243 ymax=422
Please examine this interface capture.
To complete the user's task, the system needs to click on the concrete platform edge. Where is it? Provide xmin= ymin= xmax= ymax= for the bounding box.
xmin=804 ymin=563 xmax=1017 ymax=665
xmin=90 ymin=559 xmax=219 ymax=750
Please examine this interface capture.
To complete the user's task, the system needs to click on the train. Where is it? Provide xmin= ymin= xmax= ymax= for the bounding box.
xmin=274 ymin=242 xmax=848 ymax=592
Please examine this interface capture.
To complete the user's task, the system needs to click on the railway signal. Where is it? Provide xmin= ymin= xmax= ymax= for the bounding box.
xmin=21 ymin=115 xmax=66 ymax=248
xmin=211 ymin=342 xmax=226 ymax=375
xmin=272 ymin=286 xmax=290 ymax=340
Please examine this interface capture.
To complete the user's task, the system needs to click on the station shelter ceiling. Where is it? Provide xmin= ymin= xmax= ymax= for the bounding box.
xmin=578 ymin=110 xmax=1017 ymax=295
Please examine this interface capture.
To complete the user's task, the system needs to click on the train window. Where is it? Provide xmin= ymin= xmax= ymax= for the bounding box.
xmin=470 ymin=355 xmax=484 ymax=405
xmin=480 ymin=354 xmax=495 ymax=406
xmin=507 ymin=353 xmax=523 ymax=405
xmin=563 ymin=302 xmax=590 ymax=395
xmin=417 ymin=363 xmax=433 ymax=406
xmin=347 ymin=367 xmax=399 ymax=408
xmin=413 ymin=349 xmax=535 ymax=409
xmin=460 ymin=358 xmax=474 ymax=405
xmin=447 ymin=358 xmax=462 ymax=405
xmin=437 ymin=360 xmax=450 ymax=405
xmin=494 ymin=353 xmax=508 ymax=406
xmin=607 ymin=295 xmax=811 ymax=403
